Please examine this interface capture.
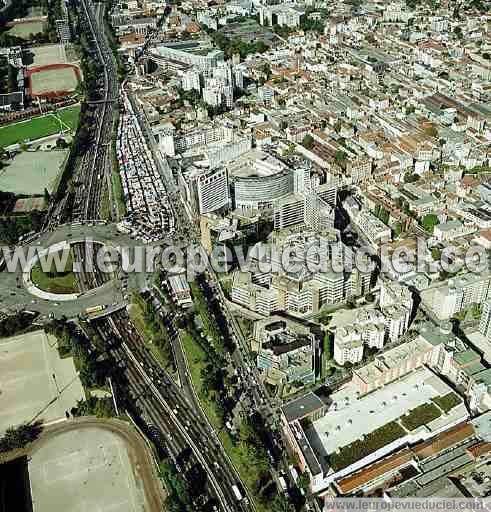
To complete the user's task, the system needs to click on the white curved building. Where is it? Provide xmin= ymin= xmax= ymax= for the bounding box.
xmin=229 ymin=150 xmax=293 ymax=209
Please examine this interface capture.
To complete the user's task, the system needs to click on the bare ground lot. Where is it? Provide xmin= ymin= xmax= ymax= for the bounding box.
xmin=0 ymin=149 xmax=68 ymax=195
xmin=30 ymin=67 xmax=79 ymax=96
xmin=26 ymin=44 xmax=68 ymax=68
xmin=0 ymin=330 xmax=84 ymax=434
xmin=28 ymin=419 xmax=166 ymax=512
xmin=29 ymin=427 xmax=146 ymax=512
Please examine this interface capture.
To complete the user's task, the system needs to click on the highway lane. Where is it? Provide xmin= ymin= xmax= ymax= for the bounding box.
xmin=147 ymin=285 xmax=258 ymax=508
xmin=95 ymin=319 xmax=213 ymax=485
xmin=92 ymin=312 xmax=253 ymax=511
xmin=113 ymin=313 xmax=254 ymax=511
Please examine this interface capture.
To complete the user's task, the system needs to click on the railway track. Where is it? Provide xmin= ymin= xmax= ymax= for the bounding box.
xmin=78 ymin=0 xmax=118 ymax=221
xmin=91 ymin=311 xmax=254 ymax=512
xmin=43 ymin=0 xmax=117 ymax=230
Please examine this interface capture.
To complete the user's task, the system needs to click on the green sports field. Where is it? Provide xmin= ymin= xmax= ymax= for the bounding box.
xmin=0 ymin=105 xmax=80 ymax=148
xmin=7 ymin=21 xmax=46 ymax=39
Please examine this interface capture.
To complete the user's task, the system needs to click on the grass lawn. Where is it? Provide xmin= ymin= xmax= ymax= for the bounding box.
xmin=180 ymin=331 xmax=269 ymax=511
xmin=190 ymin=283 xmax=224 ymax=355
xmin=321 ymin=332 xmax=333 ymax=379
xmin=112 ymin=167 xmax=127 ymax=218
xmin=128 ymin=301 xmax=172 ymax=370
xmin=7 ymin=21 xmax=45 ymax=39
xmin=400 ymin=403 xmax=441 ymax=431
xmin=218 ymin=430 xmax=269 ymax=510
xmin=328 ymin=421 xmax=406 ymax=471
xmin=31 ymin=251 xmax=78 ymax=295
xmin=128 ymin=302 xmax=149 ymax=340
xmin=0 ymin=105 xmax=80 ymax=148
xmin=181 ymin=332 xmax=221 ymax=428
xmin=432 ymin=393 xmax=462 ymax=413
xmin=100 ymin=184 xmax=111 ymax=221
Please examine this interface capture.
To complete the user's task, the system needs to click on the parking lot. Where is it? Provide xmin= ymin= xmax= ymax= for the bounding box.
xmin=116 ymin=94 xmax=175 ymax=243
xmin=0 ymin=330 xmax=84 ymax=433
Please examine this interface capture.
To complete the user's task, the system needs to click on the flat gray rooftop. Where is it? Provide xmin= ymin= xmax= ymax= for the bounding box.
xmin=282 ymin=392 xmax=326 ymax=422
xmin=306 ymin=368 xmax=467 ymax=458
xmin=0 ymin=330 xmax=84 ymax=434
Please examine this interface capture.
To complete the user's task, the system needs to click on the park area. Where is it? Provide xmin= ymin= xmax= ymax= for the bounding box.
xmin=31 ymin=248 xmax=79 ymax=295
xmin=0 ymin=330 xmax=84 ymax=434
xmin=0 ymin=105 xmax=80 ymax=148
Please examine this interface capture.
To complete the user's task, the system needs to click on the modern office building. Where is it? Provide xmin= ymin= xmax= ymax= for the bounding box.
xmin=253 ymin=316 xmax=317 ymax=387
xmin=479 ymin=299 xmax=491 ymax=339
xmin=196 ymin=167 xmax=230 ymax=214
xmin=179 ymin=166 xmax=230 ymax=215
xmin=228 ymin=150 xmax=293 ymax=210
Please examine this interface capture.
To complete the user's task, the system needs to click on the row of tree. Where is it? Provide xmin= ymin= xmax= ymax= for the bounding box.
xmin=0 ymin=421 xmax=43 ymax=453
xmin=0 ymin=310 xmax=39 ymax=338
xmin=45 ymin=318 xmax=110 ymax=389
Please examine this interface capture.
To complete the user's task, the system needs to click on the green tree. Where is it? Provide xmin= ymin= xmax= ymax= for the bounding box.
xmin=0 ymin=421 xmax=43 ymax=453
xmin=424 ymin=125 xmax=438 ymax=138
xmin=421 ymin=213 xmax=439 ymax=233
xmin=323 ymin=331 xmax=332 ymax=361
xmin=334 ymin=150 xmax=347 ymax=167
xmin=404 ymin=172 xmax=420 ymax=183
xmin=378 ymin=208 xmax=390 ymax=225
xmin=302 ymin=134 xmax=314 ymax=149
xmin=270 ymin=495 xmax=295 ymax=512
xmin=431 ymin=247 xmax=442 ymax=260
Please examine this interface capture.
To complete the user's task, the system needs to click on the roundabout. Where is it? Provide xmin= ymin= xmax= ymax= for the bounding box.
xmin=0 ymin=222 xmax=153 ymax=318
xmin=23 ymin=240 xmax=81 ymax=302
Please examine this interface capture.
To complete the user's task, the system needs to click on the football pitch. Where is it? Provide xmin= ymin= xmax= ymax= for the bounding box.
xmin=7 ymin=21 xmax=45 ymax=39
xmin=0 ymin=105 xmax=80 ymax=148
